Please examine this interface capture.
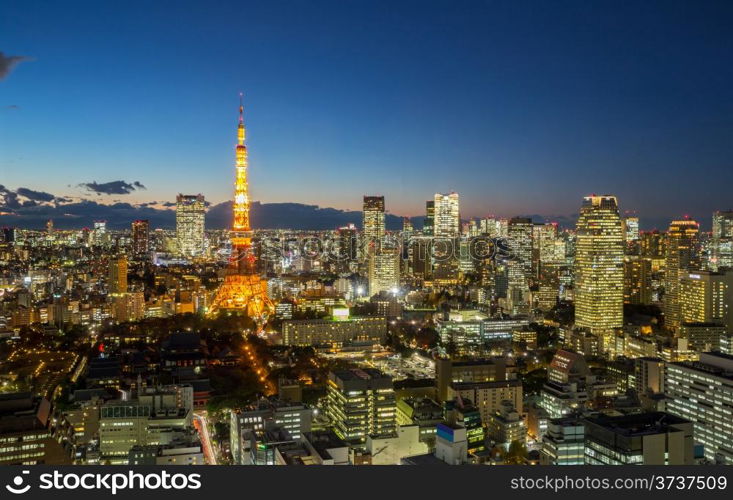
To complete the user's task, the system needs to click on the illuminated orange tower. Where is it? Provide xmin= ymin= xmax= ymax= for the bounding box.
xmin=208 ymin=95 xmax=274 ymax=331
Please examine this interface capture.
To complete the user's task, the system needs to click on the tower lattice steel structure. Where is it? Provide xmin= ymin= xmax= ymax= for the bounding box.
xmin=208 ymin=95 xmax=274 ymax=331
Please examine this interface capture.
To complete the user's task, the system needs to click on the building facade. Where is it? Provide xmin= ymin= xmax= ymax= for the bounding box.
xmin=175 ymin=194 xmax=206 ymax=258
xmin=665 ymin=352 xmax=733 ymax=464
xmin=326 ymin=369 xmax=396 ymax=444
xmin=573 ymin=195 xmax=624 ymax=350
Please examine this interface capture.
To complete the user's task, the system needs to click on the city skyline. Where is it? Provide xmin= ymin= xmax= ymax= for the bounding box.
xmin=6 ymin=0 xmax=733 ymax=473
xmin=3 ymin=0 xmax=733 ymax=225
xmin=0 ymin=181 xmax=728 ymax=232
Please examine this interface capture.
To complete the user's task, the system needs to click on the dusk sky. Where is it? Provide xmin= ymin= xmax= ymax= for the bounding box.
xmin=2 ymin=0 xmax=733 ymax=227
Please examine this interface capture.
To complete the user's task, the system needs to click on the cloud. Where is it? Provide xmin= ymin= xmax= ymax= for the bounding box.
xmin=0 ymin=198 xmax=175 ymax=230
xmin=78 ymin=180 xmax=147 ymax=195
xmin=0 ymin=52 xmax=30 ymax=80
xmin=0 ymin=185 xmax=21 ymax=209
xmin=16 ymin=187 xmax=56 ymax=202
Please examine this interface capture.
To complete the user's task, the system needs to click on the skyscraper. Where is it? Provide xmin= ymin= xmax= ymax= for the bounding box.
xmin=337 ymin=224 xmax=358 ymax=260
xmin=131 ymin=219 xmax=150 ymax=257
xmin=424 ymin=200 xmax=435 ymax=236
xmin=208 ymin=96 xmax=273 ymax=330
xmin=402 ymin=216 xmax=413 ymax=236
xmin=93 ymin=220 xmax=108 ymax=246
xmin=433 ymin=193 xmax=460 ymax=238
xmin=368 ymin=246 xmax=401 ymax=297
xmin=623 ymin=216 xmax=640 ymax=242
xmin=109 ymin=255 xmax=128 ymax=294
xmin=712 ymin=210 xmax=733 ymax=271
xmin=362 ymin=196 xmax=385 ymax=252
xmin=663 ymin=219 xmax=699 ymax=331
xmin=176 ymin=194 xmax=206 ymax=258
xmin=640 ymin=230 xmax=666 ymax=272
xmin=532 ymin=222 xmax=558 ymax=275
xmin=623 ymin=256 xmax=652 ymax=305
xmin=573 ymin=195 xmax=624 ymax=348
xmin=534 ymin=223 xmax=561 ymax=310
xmin=508 ymin=217 xmax=533 ymax=278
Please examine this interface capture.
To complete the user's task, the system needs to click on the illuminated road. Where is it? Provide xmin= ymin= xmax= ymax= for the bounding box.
xmin=243 ymin=339 xmax=275 ymax=395
xmin=193 ymin=412 xmax=218 ymax=465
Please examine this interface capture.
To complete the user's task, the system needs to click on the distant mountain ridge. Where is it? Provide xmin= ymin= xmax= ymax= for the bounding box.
xmin=2 ymin=196 xmax=688 ymax=232
xmin=0 ymin=200 xmax=426 ymax=231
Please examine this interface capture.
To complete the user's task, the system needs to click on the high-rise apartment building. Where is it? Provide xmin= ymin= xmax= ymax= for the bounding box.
xmin=131 ymin=219 xmax=150 ymax=257
xmin=433 ymin=193 xmax=460 ymax=238
xmin=573 ymin=196 xmax=624 ymax=348
xmin=176 ymin=194 xmax=206 ymax=258
xmin=666 ymin=352 xmax=733 ymax=464
xmin=664 ymin=219 xmax=700 ymax=331
xmin=326 ymin=369 xmax=396 ymax=444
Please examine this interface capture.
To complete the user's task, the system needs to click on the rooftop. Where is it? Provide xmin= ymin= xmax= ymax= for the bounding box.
xmin=584 ymin=411 xmax=690 ymax=437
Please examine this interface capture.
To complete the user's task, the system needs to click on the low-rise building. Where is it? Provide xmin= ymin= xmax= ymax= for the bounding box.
xmin=282 ymin=315 xmax=386 ymax=347
xmin=447 ymin=379 xmax=523 ymax=424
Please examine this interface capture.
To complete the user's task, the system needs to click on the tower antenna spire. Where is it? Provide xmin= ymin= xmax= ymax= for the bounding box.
xmin=239 ymin=92 xmax=244 ymax=122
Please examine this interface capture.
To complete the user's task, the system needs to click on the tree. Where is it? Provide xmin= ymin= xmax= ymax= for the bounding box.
xmin=505 ymin=439 xmax=528 ymax=465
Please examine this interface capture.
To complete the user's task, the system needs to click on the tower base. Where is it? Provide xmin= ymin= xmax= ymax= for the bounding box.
xmin=208 ymin=274 xmax=274 ymax=333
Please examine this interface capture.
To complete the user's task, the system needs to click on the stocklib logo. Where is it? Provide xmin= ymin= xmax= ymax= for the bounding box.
xmin=5 ymin=470 xmax=31 ymax=495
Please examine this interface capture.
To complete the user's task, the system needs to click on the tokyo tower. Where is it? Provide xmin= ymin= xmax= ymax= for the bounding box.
xmin=208 ymin=95 xmax=274 ymax=331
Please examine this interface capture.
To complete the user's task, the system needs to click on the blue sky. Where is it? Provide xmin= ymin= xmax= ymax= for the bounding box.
xmin=1 ymin=0 xmax=733 ymax=226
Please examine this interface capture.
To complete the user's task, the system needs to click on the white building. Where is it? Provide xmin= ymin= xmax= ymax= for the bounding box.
xmin=433 ymin=193 xmax=460 ymax=239
xmin=175 ymin=194 xmax=206 ymax=258
xmin=665 ymin=352 xmax=733 ymax=464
